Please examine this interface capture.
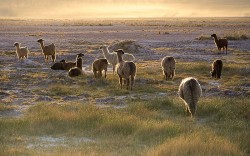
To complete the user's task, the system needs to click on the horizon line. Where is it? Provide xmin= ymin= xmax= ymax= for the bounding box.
xmin=0 ymin=16 xmax=250 ymax=20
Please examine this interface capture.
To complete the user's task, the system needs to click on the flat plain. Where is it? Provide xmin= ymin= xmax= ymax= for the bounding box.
xmin=0 ymin=17 xmax=249 ymax=155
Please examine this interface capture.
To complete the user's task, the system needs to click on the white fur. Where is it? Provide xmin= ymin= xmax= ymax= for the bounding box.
xmin=100 ymin=45 xmax=135 ymax=74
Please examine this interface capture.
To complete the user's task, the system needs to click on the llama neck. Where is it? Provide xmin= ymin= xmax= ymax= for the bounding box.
xmin=39 ymin=42 xmax=45 ymax=50
xmin=102 ymin=47 xmax=110 ymax=57
xmin=213 ymin=36 xmax=219 ymax=43
xmin=76 ymin=58 xmax=83 ymax=69
xmin=15 ymin=45 xmax=20 ymax=51
xmin=117 ymin=54 xmax=123 ymax=63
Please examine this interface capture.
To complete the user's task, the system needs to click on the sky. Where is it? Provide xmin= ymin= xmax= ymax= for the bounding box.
xmin=0 ymin=0 xmax=250 ymax=19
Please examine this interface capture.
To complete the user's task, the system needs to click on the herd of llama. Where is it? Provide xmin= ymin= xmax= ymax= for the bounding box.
xmin=13 ymin=34 xmax=228 ymax=117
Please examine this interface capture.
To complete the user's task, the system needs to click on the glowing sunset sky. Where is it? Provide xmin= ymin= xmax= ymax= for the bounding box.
xmin=0 ymin=0 xmax=250 ymax=19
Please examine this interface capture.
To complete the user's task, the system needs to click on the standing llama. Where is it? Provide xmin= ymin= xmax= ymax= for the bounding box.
xmin=37 ymin=39 xmax=56 ymax=62
xmin=14 ymin=42 xmax=29 ymax=61
xmin=178 ymin=77 xmax=202 ymax=117
xmin=100 ymin=45 xmax=135 ymax=74
xmin=92 ymin=58 xmax=108 ymax=79
xmin=115 ymin=49 xmax=136 ymax=90
xmin=161 ymin=56 xmax=176 ymax=80
xmin=211 ymin=34 xmax=228 ymax=55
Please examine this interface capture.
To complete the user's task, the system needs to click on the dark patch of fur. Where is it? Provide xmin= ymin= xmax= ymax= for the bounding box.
xmin=211 ymin=59 xmax=223 ymax=79
xmin=128 ymin=62 xmax=136 ymax=76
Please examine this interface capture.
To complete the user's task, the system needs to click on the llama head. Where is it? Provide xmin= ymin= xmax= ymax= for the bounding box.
xmin=37 ymin=39 xmax=44 ymax=43
xmin=211 ymin=34 xmax=217 ymax=38
xmin=99 ymin=45 xmax=108 ymax=50
xmin=115 ymin=49 xmax=124 ymax=55
xmin=77 ymin=53 xmax=84 ymax=58
xmin=14 ymin=42 xmax=20 ymax=47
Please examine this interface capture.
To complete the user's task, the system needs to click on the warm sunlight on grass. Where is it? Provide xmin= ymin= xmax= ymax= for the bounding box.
xmin=146 ymin=131 xmax=246 ymax=156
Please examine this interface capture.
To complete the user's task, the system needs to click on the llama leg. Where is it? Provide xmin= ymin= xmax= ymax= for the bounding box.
xmin=168 ymin=72 xmax=171 ymax=80
xmin=126 ymin=78 xmax=130 ymax=90
xmin=164 ymin=71 xmax=168 ymax=80
xmin=217 ymin=47 xmax=221 ymax=55
xmin=131 ymin=76 xmax=134 ymax=90
xmin=93 ymin=70 xmax=97 ymax=78
xmin=172 ymin=70 xmax=175 ymax=80
xmin=119 ymin=75 xmax=123 ymax=89
xmin=52 ymin=55 xmax=56 ymax=62
xmin=186 ymin=106 xmax=189 ymax=115
xmin=218 ymin=71 xmax=221 ymax=79
xmin=97 ymin=71 xmax=100 ymax=78
xmin=99 ymin=71 xmax=102 ymax=78
xmin=113 ymin=65 xmax=115 ymax=75
xmin=104 ymin=69 xmax=107 ymax=78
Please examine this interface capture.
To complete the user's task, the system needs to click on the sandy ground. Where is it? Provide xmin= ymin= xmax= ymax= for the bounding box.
xmin=0 ymin=18 xmax=250 ymax=118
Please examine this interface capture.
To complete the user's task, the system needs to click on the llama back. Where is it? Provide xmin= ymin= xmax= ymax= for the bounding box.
xmin=162 ymin=56 xmax=175 ymax=70
xmin=179 ymin=77 xmax=202 ymax=105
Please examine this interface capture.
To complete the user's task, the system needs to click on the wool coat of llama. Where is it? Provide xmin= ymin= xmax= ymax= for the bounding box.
xmin=211 ymin=59 xmax=223 ymax=79
xmin=68 ymin=53 xmax=84 ymax=77
xmin=14 ymin=42 xmax=29 ymax=60
xmin=37 ymin=39 xmax=56 ymax=62
xmin=178 ymin=77 xmax=202 ymax=117
xmin=100 ymin=45 xmax=135 ymax=74
xmin=161 ymin=56 xmax=176 ymax=80
xmin=115 ymin=49 xmax=136 ymax=90
xmin=92 ymin=58 xmax=108 ymax=78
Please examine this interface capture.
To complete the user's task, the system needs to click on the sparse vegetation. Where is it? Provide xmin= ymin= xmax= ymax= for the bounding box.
xmin=0 ymin=18 xmax=249 ymax=155
xmin=1 ymin=59 xmax=249 ymax=155
xmin=224 ymin=32 xmax=249 ymax=40
xmin=0 ymin=103 xmax=16 ymax=111
xmin=195 ymin=35 xmax=211 ymax=40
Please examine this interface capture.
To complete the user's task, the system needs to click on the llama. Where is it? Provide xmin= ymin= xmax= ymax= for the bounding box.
xmin=161 ymin=56 xmax=176 ymax=80
xmin=115 ymin=49 xmax=136 ymax=90
xmin=211 ymin=34 xmax=228 ymax=55
xmin=178 ymin=77 xmax=202 ymax=117
xmin=37 ymin=39 xmax=56 ymax=62
xmin=211 ymin=59 xmax=223 ymax=79
xmin=68 ymin=53 xmax=84 ymax=77
xmin=14 ymin=42 xmax=29 ymax=61
xmin=60 ymin=59 xmax=76 ymax=71
xmin=92 ymin=58 xmax=108 ymax=79
xmin=100 ymin=45 xmax=135 ymax=74
xmin=51 ymin=60 xmax=64 ymax=70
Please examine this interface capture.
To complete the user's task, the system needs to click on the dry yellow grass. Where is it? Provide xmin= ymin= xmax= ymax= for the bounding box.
xmin=146 ymin=131 xmax=246 ymax=156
